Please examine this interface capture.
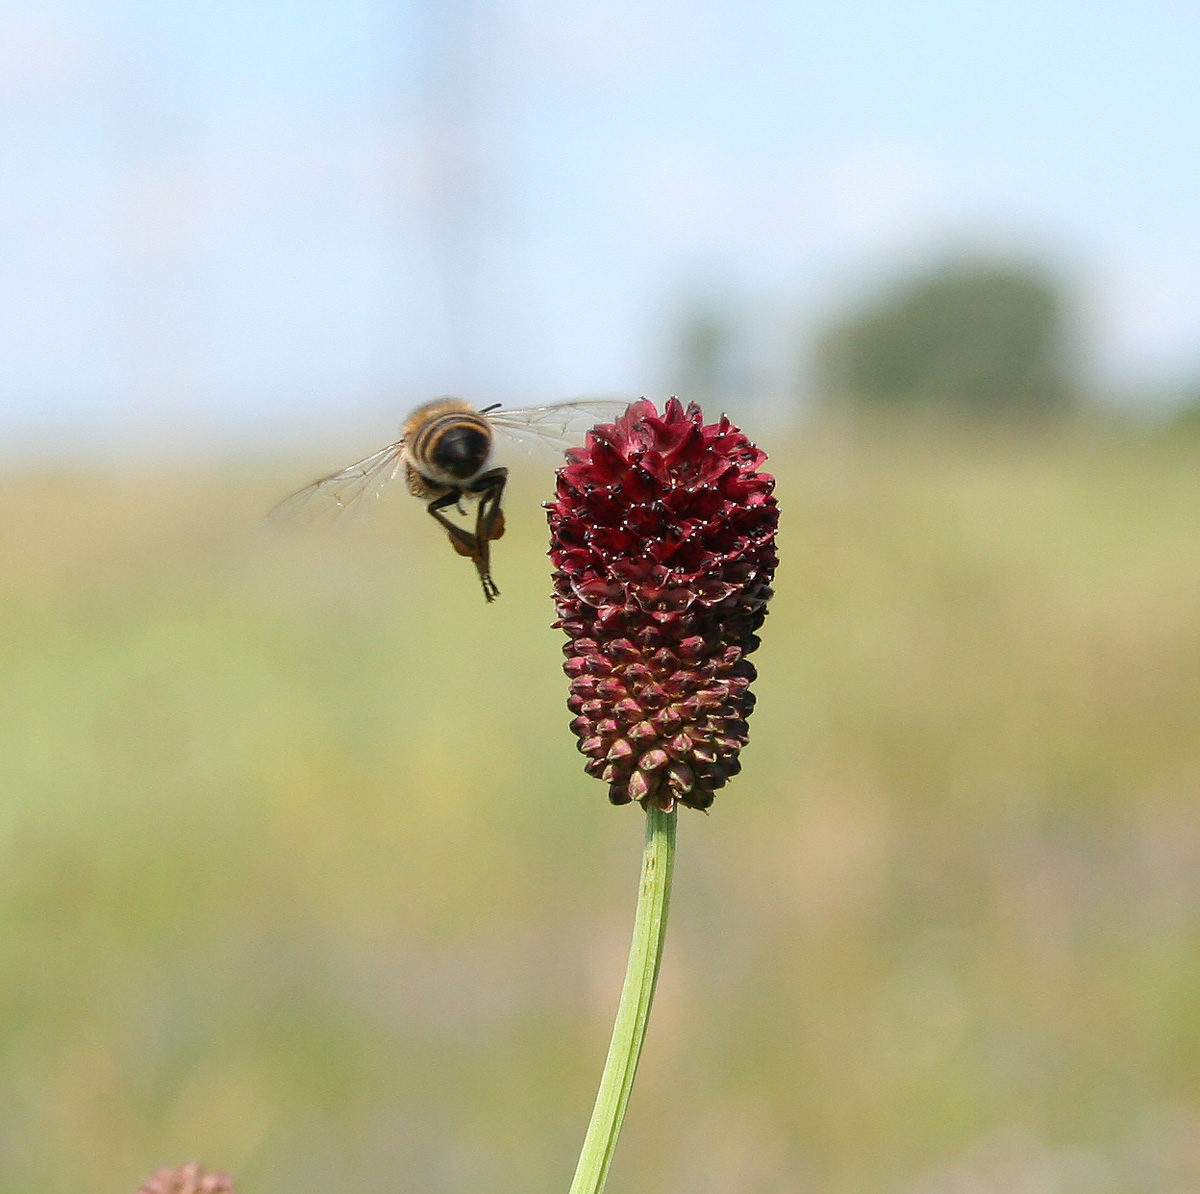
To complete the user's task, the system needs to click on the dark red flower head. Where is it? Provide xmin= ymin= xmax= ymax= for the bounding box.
xmin=136 ymin=1163 xmax=237 ymax=1194
xmin=547 ymin=398 xmax=777 ymax=811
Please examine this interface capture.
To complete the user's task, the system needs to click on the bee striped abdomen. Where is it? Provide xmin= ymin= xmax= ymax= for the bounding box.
xmin=404 ymin=400 xmax=494 ymax=485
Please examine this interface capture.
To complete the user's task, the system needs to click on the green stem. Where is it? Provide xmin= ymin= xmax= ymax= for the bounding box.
xmin=568 ymin=805 xmax=677 ymax=1194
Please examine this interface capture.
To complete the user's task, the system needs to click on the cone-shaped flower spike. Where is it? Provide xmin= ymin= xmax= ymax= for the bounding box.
xmin=548 ymin=398 xmax=777 ymax=811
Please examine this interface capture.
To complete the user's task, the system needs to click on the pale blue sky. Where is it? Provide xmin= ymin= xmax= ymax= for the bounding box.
xmin=2 ymin=0 xmax=1199 ymax=451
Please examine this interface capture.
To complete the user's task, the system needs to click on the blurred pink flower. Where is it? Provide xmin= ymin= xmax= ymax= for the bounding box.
xmin=136 ymin=1162 xmax=237 ymax=1194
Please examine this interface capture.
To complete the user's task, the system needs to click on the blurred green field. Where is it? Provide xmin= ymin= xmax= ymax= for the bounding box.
xmin=2 ymin=420 xmax=1200 ymax=1194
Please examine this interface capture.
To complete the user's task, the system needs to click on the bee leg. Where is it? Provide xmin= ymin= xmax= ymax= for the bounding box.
xmin=464 ymin=468 xmax=508 ymax=602
xmin=426 ymin=487 xmax=501 ymax=603
xmin=427 ymin=489 xmax=479 ymax=555
xmin=467 ymin=468 xmax=508 ymax=544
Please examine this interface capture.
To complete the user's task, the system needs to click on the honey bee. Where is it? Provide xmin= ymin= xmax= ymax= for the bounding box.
xmin=273 ymin=397 xmax=632 ymax=601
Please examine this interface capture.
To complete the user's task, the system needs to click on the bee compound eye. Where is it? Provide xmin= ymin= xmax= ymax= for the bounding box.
xmin=431 ymin=424 xmax=491 ymax=479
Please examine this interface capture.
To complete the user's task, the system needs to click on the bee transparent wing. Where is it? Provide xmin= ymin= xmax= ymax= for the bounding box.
xmin=269 ymin=441 xmax=407 ymax=522
xmin=487 ymin=398 xmax=636 ymax=454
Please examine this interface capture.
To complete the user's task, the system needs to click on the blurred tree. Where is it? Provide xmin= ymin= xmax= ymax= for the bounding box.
xmin=1168 ymin=377 xmax=1200 ymax=432
xmin=814 ymin=259 xmax=1078 ymax=415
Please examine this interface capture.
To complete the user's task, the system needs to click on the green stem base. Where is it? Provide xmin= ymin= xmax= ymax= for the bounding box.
xmin=568 ymin=805 xmax=677 ymax=1194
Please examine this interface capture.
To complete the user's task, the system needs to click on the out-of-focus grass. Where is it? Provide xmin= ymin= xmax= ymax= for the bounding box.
xmin=1 ymin=421 xmax=1199 ymax=1194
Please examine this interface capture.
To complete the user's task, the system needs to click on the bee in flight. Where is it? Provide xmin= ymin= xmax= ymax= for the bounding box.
xmin=272 ymin=397 xmax=632 ymax=601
